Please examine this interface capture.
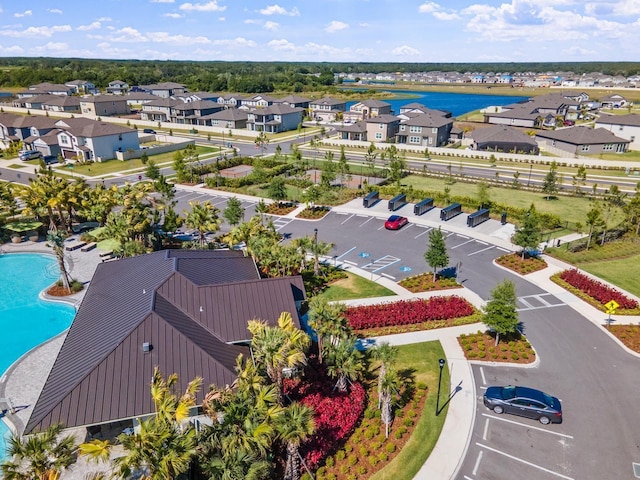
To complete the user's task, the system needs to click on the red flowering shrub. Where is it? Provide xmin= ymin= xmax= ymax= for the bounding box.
xmin=558 ymin=269 xmax=638 ymax=310
xmin=344 ymin=296 xmax=475 ymax=331
xmin=284 ymin=362 xmax=367 ymax=469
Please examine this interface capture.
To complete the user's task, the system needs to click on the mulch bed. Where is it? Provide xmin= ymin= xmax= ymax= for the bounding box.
xmin=398 ymin=273 xmax=462 ymax=293
xmin=607 ymin=324 xmax=640 ymax=353
xmin=46 ymin=285 xmax=82 ymax=296
xmin=495 ymin=253 xmax=547 ymax=275
xmin=266 ymin=203 xmax=297 ymax=215
xmin=296 ymin=206 xmax=331 ymax=220
xmin=354 ymin=314 xmax=482 ymax=338
xmin=458 ymin=331 xmax=536 ymax=364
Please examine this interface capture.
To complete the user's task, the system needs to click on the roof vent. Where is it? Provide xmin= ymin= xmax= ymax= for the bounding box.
xmin=143 ymin=289 xmax=146 ymax=294
xmin=142 ymin=342 xmax=151 ymax=353
xmin=199 ymin=306 xmax=203 ymax=312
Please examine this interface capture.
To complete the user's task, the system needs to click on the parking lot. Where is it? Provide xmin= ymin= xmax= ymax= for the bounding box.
xmin=459 ymin=366 xmax=576 ymax=480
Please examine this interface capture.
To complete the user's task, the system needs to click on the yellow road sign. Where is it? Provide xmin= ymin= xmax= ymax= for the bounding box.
xmin=605 ymin=300 xmax=620 ymax=312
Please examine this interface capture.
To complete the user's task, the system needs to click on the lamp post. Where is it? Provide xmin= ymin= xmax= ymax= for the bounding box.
xmin=313 ymin=228 xmax=319 ymax=276
xmin=527 ymin=164 xmax=533 ymax=187
xmin=436 ymin=358 xmax=446 ymax=415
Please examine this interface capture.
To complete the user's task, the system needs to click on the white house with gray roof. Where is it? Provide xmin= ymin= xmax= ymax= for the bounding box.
xmin=396 ymin=112 xmax=453 ymax=147
xmin=53 ymin=118 xmax=140 ymax=161
xmin=535 ymin=126 xmax=629 ymax=155
xmin=595 ymin=113 xmax=640 ymax=150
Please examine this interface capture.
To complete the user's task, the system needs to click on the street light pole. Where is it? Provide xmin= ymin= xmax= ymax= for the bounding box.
xmin=527 ymin=164 xmax=533 ymax=187
xmin=436 ymin=358 xmax=446 ymax=415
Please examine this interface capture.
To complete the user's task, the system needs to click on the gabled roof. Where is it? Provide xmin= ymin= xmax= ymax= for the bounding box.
xmin=26 ymin=250 xmax=305 ymax=433
xmin=310 ymin=97 xmax=345 ymax=107
xmin=80 ymin=95 xmax=127 ymax=104
xmin=365 ymin=114 xmax=399 ymax=124
xmin=0 ymin=114 xmax=58 ymax=130
xmin=146 ymin=82 xmax=187 ymax=90
xmin=251 ymin=104 xmax=303 ymax=115
xmin=355 ymin=99 xmax=391 ymax=108
xmin=535 ymin=126 xmax=629 ymax=145
xmin=173 ymin=100 xmax=221 ymax=111
xmin=336 ymin=121 xmax=367 ymax=133
xmin=125 ymin=92 xmax=158 ymax=101
xmin=278 ymin=95 xmax=311 ymax=105
xmin=470 ymin=125 xmax=537 ymax=146
xmin=54 ymin=118 xmax=136 ymax=138
xmin=400 ymin=112 xmax=453 ymax=128
xmin=596 ymin=113 xmax=640 ymax=127
xmin=202 ymin=108 xmax=249 ymax=121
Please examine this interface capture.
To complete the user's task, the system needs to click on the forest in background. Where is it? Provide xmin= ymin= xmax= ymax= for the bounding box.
xmin=1 ymin=58 xmax=640 ymax=94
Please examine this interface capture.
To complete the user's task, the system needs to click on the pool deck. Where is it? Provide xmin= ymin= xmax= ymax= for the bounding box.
xmin=0 ymin=236 xmax=103 ymax=436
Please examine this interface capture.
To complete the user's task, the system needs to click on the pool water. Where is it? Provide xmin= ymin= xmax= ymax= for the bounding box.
xmin=0 ymin=253 xmax=76 ymax=457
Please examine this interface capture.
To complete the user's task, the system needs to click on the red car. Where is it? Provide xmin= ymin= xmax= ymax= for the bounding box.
xmin=385 ymin=215 xmax=408 ymax=230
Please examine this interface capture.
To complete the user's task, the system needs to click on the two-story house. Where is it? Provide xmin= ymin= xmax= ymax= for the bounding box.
xmin=53 ymin=118 xmax=140 ymax=161
xmin=343 ymin=99 xmax=392 ymax=123
xmin=246 ymin=104 xmax=304 ymax=133
xmin=276 ymin=95 xmax=311 ymax=109
xmin=595 ymin=113 xmax=640 ymax=150
xmin=396 ymin=112 xmax=453 ymax=147
xmin=365 ymin=114 xmax=400 ymax=142
xmin=309 ymin=97 xmax=347 ymax=122
xmin=65 ymin=80 xmax=97 ymax=95
xmin=242 ymin=94 xmax=277 ymax=109
xmin=141 ymin=98 xmax=183 ymax=122
xmin=145 ymin=82 xmax=188 ymax=98
xmin=80 ymin=95 xmax=129 ymax=116
xmin=216 ymin=93 xmax=246 ymax=108
xmin=171 ymin=100 xmax=223 ymax=125
xmin=106 ymin=80 xmax=129 ymax=95
xmin=0 ymin=113 xmax=58 ymax=148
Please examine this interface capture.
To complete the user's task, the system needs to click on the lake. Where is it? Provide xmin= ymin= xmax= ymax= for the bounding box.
xmin=344 ymin=89 xmax=529 ymax=117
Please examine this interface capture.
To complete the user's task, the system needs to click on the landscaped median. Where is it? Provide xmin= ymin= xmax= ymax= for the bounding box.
xmin=551 ymin=268 xmax=640 ymax=315
xmin=495 ymin=252 xmax=547 ymax=275
xmin=344 ymin=296 xmax=481 ymax=336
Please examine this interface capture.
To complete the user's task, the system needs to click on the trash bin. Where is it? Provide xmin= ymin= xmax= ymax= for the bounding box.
xmin=501 ymin=212 xmax=507 ymax=225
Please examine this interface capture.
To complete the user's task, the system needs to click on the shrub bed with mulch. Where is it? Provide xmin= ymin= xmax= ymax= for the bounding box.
xmin=551 ymin=269 xmax=640 ymax=315
xmin=607 ymin=324 xmax=640 ymax=353
xmin=399 ymin=273 xmax=462 ymax=293
xmin=46 ymin=279 xmax=84 ymax=296
xmin=296 ymin=206 xmax=331 ymax=220
xmin=495 ymin=253 xmax=547 ymax=275
xmin=458 ymin=331 xmax=536 ymax=364
xmin=266 ymin=202 xmax=297 ymax=215
xmin=344 ymin=296 xmax=480 ymax=336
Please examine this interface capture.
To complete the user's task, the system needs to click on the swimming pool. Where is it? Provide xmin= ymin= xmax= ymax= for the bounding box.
xmin=0 ymin=253 xmax=76 ymax=457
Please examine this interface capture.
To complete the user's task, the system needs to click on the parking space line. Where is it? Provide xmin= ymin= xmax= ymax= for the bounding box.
xmin=373 ymin=258 xmax=400 ymax=273
xmin=463 ymin=476 xmax=474 ymax=480
xmin=519 ymin=297 xmax=534 ymax=308
xmin=414 ymin=227 xmax=431 ymax=239
xmin=476 ymin=442 xmax=574 ymax=479
xmin=381 ymin=272 xmax=396 ymax=280
xmin=359 ymin=217 xmax=374 ymax=226
xmin=537 ymin=295 xmax=553 ymax=307
xmin=451 ymin=239 xmax=475 ymax=249
xmin=457 ymin=234 xmax=470 ymax=239
xmin=517 ymin=303 xmax=566 ymax=312
xmin=473 ymin=450 xmax=483 ymax=475
xmin=356 ymin=214 xmax=369 ymax=218
xmin=336 ymin=246 xmax=357 ymax=259
xmin=343 ymin=260 xmax=357 ymax=265
xmin=482 ymin=418 xmax=489 ymax=441
xmin=341 ymin=214 xmax=355 ymax=224
xmin=447 ymin=232 xmax=457 ymax=237
xmin=480 ymin=413 xmax=573 ymax=439
xmin=476 ymin=240 xmax=488 ymax=245
xmin=497 ymin=247 xmax=511 ymax=252
xmin=467 ymin=246 xmax=494 ymax=256
xmin=479 ymin=366 xmax=486 ymax=385
xmin=377 ymin=225 xmax=385 ymax=230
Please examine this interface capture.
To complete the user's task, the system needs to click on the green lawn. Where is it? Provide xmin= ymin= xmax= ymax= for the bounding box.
xmin=319 ymin=272 xmax=396 ymax=301
xmin=371 ymin=341 xmax=449 ymax=480
xmin=401 ymin=174 xmax=625 ymax=226
xmin=57 ymin=145 xmax=217 ymax=177
xmin=580 ymin=256 xmax=640 ymax=297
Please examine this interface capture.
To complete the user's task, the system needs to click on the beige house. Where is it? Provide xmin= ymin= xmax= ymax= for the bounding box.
xmin=310 ymin=97 xmax=347 ymax=122
xmin=365 ymin=114 xmax=400 ymax=142
xmin=343 ymin=99 xmax=392 ymax=123
xmin=80 ymin=95 xmax=129 ymax=116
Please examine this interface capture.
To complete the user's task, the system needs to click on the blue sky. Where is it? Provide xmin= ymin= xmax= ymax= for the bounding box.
xmin=1 ymin=0 xmax=639 ymax=62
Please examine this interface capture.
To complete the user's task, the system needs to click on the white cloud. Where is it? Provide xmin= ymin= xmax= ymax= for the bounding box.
xmin=359 ymin=22 xmax=370 ymax=27
xmin=259 ymin=5 xmax=300 ymax=16
xmin=264 ymin=21 xmax=279 ymax=30
xmin=93 ymin=26 xmax=212 ymax=45
xmin=268 ymin=39 xmax=295 ymax=51
xmin=97 ymin=17 xmax=112 ymax=22
xmin=14 ymin=10 xmax=33 ymax=18
xmin=37 ymin=41 xmax=68 ymax=52
xmin=325 ymin=20 xmax=348 ymax=32
xmin=433 ymin=11 xmax=460 ymax=20
xmin=147 ymin=31 xmax=211 ymax=45
xmin=163 ymin=13 xmax=184 ymax=18
xmin=391 ymin=45 xmax=420 ymax=56
xmin=78 ymin=21 xmax=102 ymax=31
xmin=418 ymin=2 xmax=440 ymax=13
xmin=48 ymin=8 xmax=63 ymax=14
xmin=211 ymin=37 xmax=257 ymax=47
xmin=0 ymin=25 xmax=72 ymax=37
xmin=245 ymin=19 xmax=260 ymax=24
xmin=0 ymin=44 xmax=24 ymax=55
xmin=179 ymin=1 xmax=226 ymax=12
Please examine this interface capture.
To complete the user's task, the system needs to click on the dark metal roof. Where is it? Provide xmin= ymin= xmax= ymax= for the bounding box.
xmin=26 ymin=250 xmax=305 ymax=433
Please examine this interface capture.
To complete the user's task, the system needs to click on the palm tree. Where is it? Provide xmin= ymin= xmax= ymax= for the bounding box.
xmin=46 ymin=229 xmax=72 ymax=292
xmin=80 ymin=368 xmax=202 ymax=480
xmin=248 ymin=312 xmax=310 ymax=402
xmin=372 ymin=342 xmax=398 ymax=409
xmin=277 ymin=403 xmax=315 ymax=480
xmin=1 ymin=423 xmax=77 ymax=480
xmin=325 ymin=336 xmax=363 ymax=393
xmin=184 ymin=200 xmax=220 ymax=248
xmin=307 ymin=296 xmax=348 ymax=364
xmin=379 ymin=368 xmax=401 ymax=438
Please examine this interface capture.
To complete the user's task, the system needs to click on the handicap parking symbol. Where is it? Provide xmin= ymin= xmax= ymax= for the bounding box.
xmin=399 ymin=266 xmax=412 ymax=272
xmin=359 ymin=252 xmax=371 ymax=258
